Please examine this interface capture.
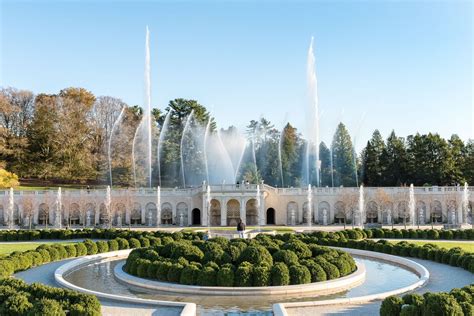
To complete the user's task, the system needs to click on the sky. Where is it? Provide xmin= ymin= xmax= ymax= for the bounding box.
xmin=1 ymin=0 xmax=472 ymax=151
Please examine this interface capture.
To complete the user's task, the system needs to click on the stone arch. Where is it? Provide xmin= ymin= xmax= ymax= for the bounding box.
xmin=114 ymin=203 xmax=126 ymax=226
xmin=131 ymin=202 xmax=142 ymax=225
xmin=266 ymin=208 xmax=275 ymax=225
xmin=416 ymin=201 xmax=427 ymax=225
xmin=287 ymin=201 xmax=298 ymax=226
xmin=161 ymin=203 xmax=173 ymax=225
xmin=226 ymin=199 xmax=240 ymax=226
xmin=246 ymin=199 xmax=258 ymax=226
xmin=366 ymin=201 xmax=378 ymax=223
xmin=318 ymin=201 xmax=330 ymax=224
xmin=302 ymin=201 xmax=313 ymax=224
xmin=210 ymin=199 xmax=221 ymax=226
xmin=69 ymin=203 xmax=81 ymax=226
xmin=192 ymin=208 xmax=201 ymax=225
xmin=446 ymin=200 xmax=458 ymax=224
xmin=382 ymin=202 xmax=394 ymax=224
xmin=431 ymin=200 xmax=443 ymax=223
xmin=99 ymin=203 xmax=108 ymax=225
xmin=145 ymin=202 xmax=157 ymax=226
xmin=38 ymin=203 xmax=50 ymax=225
xmin=397 ymin=200 xmax=409 ymax=224
xmin=176 ymin=202 xmax=188 ymax=226
xmin=85 ymin=203 xmax=95 ymax=227
xmin=334 ymin=201 xmax=346 ymax=224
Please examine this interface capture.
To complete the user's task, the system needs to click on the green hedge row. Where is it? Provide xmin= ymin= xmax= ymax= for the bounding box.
xmin=124 ymin=234 xmax=357 ymax=287
xmin=0 ymin=228 xmax=204 ymax=242
xmin=312 ymin=236 xmax=474 ymax=274
xmin=0 ymin=278 xmax=101 ymax=316
xmin=380 ymin=284 xmax=474 ymax=316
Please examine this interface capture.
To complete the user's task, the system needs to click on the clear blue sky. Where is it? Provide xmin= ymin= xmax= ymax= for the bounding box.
xmin=1 ymin=0 xmax=472 ymax=151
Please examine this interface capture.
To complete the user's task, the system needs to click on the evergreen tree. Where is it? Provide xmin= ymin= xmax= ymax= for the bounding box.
xmin=362 ymin=130 xmax=385 ymax=186
xmin=381 ymin=131 xmax=407 ymax=186
xmin=280 ymin=123 xmax=301 ymax=187
xmin=319 ymin=141 xmax=332 ymax=187
xmin=331 ymin=123 xmax=356 ymax=187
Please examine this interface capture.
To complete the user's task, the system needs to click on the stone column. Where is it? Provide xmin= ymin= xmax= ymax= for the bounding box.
xmin=202 ymin=195 xmax=208 ymax=227
xmin=172 ymin=203 xmax=177 ymax=225
xmin=220 ymin=198 xmax=227 ymax=227
xmin=259 ymin=196 xmax=265 ymax=226
xmin=240 ymin=197 xmax=246 ymax=224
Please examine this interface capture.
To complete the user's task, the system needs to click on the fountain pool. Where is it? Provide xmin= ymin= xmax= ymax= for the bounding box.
xmin=63 ymin=256 xmax=420 ymax=315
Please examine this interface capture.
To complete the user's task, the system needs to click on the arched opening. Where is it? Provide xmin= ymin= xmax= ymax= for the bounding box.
xmin=334 ymin=201 xmax=346 ymax=224
xmin=85 ymin=203 xmax=95 ymax=227
xmin=131 ymin=203 xmax=142 ymax=225
xmin=446 ymin=200 xmax=457 ymax=224
xmin=226 ymin=199 xmax=240 ymax=226
xmin=397 ymin=201 xmax=409 ymax=225
xmin=99 ymin=203 xmax=108 ymax=225
xmin=246 ymin=199 xmax=258 ymax=226
xmin=318 ymin=201 xmax=330 ymax=225
xmin=302 ymin=201 xmax=313 ymax=224
xmin=366 ymin=201 xmax=378 ymax=223
xmin=114 ymin=203 xmax=126 ymax=226
xmin=69 ymin=203 xmax=81 ymax=226
xmin=287 ymin=202 xmax=298 ymax=225
xmin=266 ymin=208 xmax=275 ymax=225
xmin=382 ymin=202 xmax=394 ymax=224
xmin=416 ymin=201 xmax=426 ymax=225
xmin=431 ymin=200 xmax=442 ymax=223
xmin=145 ymin=203 xmax=157 ymax=226
xmin=38 ymin=203 xmax=50 ymax=225
xmin=176 ymin=202 xmax=188 ymax=226
xmin=192 ymin=208 xmax=201 ymax=225
xmin=161 ymin=203 xmax=173 ymax=225
xmin=211 ymin=199 xmax=221 ymax=226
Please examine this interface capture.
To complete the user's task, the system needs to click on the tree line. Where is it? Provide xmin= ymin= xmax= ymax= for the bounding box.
xmin=0 ymin=86 xmax=472 ymax=187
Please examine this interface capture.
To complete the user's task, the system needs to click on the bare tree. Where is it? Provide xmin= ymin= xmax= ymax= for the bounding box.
xmin=338 ymin=189 xmax=359 ymax=229
xmin=373 ymin=188 xmax=393 ymax=228
xmin=21 ymin=195 xmax=34 ymax=229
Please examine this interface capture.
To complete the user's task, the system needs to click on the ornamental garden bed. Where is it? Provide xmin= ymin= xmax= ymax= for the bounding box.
xmin=123 ymin=234 xmax=356 ymax=287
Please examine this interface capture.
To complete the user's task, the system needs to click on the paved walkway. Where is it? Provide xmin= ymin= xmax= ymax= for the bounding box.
xmin=14 ymin=259 xmax=181 ymax=316
xmin=286 ymin=257 xmax=474 ymax=316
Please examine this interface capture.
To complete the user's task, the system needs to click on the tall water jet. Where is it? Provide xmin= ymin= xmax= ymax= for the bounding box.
xmin=408 ymin=184 xmax=415 ymax=227
xmin=462 ymin=182 xmax=469 ymax=224
xmin=156 ymin=186 xmax=161 ymax=227
xmin=105 ymin=186 xmax=112 ymax=228
xmin=306 ymin=36 xmax=320 ymax=187
xmin=145 ymin=26 xmax=153 ymax=187
xmin=358 ymin=185 xmax=364 ymax=227
xmin=278 ymin=125 xmax=285 ymax=187
xmin=306 ymin=184 xmax=312 ymax=228
xmin=8 ymin=188 xmax=14 ymax=229
xmin=55 ymin=187 xmax=62 ymax=229
xmin=157 ymin=111 xmax=171 ymax=186
xmin=108 ymin=107 xmax=125 ymax=187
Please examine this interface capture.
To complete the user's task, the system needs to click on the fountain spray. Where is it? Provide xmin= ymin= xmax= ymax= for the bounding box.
xmin=307 ymin=184 xmax=312 ymax=228
xmin=106 ymin=186 xmax=112 ymax=228
xmin=157 ymin=186 xmax=161 ymax=227
xmin=462 ymin=182 xmax=469 ymax=225
xmin=56 ymin=187 xmax=62 ymax=229
xmin=358 ymin=185 xmax=364 ymax=227
xmin=408 ymin=184 xmax=415 ymax=227
xmin=145 ymin=26 xmax=153 ymax=187
xmin=256 ymin=184 xmax=261 ymax=230
xmin=8 ymin=188 xmax=14 ymax=229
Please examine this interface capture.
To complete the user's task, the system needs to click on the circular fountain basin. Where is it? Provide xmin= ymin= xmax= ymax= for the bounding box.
xmin=113 ymin=260 xmax=365 ymax=296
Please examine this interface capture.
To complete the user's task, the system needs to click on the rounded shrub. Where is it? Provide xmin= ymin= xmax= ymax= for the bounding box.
xmin=271 ymin=262 xmax=290 ymax=286
xmin=235 ymin=262 xmax=253 ymax=287
xmin=252 ymin=265 xmax=271 ymax=286
xmin=96 ymin=241 xmax=109 ymax=253
xmin=216 ymin=267 xmax=234 ymax=287
xmin=196 ymin=266 xmax=217 ymax=286
xmin=128 ymin=238 xmax=141 ymax=249
xmin=107 ymin=239 xmax=119 ymax=251
xmin=289 ymin=265 xmax=311 ymax=285
xmin=422 ymin=292 xmax=463 ymax=316
xmin=238 ymin=246 xmax=273 ymax=266
xmin=380 ymin=296 xmax=403 ymax=316
xmin=83 ymin=240 xmax=98 ymax=255
xmin=29 ymin=298 xmax=66 ymax=316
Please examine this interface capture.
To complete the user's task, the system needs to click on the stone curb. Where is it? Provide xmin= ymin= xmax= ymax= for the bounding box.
xmin=54 ymin=250 xmax=196 ymax=316
xmin=114 ymin=259 xmax=366 ymax=296
xmin=272 ymin=248 xmax=430 ymax=316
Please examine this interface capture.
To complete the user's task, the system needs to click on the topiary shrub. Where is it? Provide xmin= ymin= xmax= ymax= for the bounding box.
xmin=196 ymin=266 xmax=217 ymax=286
xmin=289 ymin=265 xmax=311 ymax=285
xmin=116 ymin=238 xmax=129 ymax=250
xmin=30 ymin=298 xmax=66 ymax=316
xmin=0 ymin=293 xmax=33 ymax=315
xmin=96 ymin=241 xmax=109 ymax=253
xmin=217 ymin=267 xmax=234 ymax=287
xmin=237 ymin=246 xmax=273 ymax=266
xmin=422 ymin=293 xmax=463 ymax=316
xmin=235 ymin=262 xmax=253 ymax=287
xmin=380 ymin=296 xmax=403 ymax=316
xmin=74 ymin=243 xmax=87 ymax=257
xmin=167 ymin=263 xmax=183 ymax=283
xmin=282 ymin=240 xmax=312 ymax=258
xmin=271 ymin=262 xmax=290 ymax=286
xmin=252 ymin=265 xmax=271 ymax=286
xmin=83 ymin=240 xmax=98 ymax=255
xmin=180 ymin=265 xmax=199 ymax=285
xmin=272 ymin=250 xmax=299 ymax=266
xmin=128 ymin=238 xmax=141 ymax=249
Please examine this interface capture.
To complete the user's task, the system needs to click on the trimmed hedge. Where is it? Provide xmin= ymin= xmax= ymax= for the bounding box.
xmin=125 ymin=234 xmax=357 ymax=287
xmin=0 ymin=278 xmax=101 ymax=315
xmin=380 ymin=284 xmax=473 ymax=316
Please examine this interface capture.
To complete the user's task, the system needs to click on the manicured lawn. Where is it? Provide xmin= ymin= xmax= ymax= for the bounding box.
xmin=0 ymin=241 xmax=77 ymax=255
xmin=388 ymin=240 xmax=474 ymax=253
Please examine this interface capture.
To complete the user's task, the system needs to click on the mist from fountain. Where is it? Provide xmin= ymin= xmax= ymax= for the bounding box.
xmin=358 ymin=185 xmax=364 ymax=227
xmin=256 ymin=184 xmax=261 ymax=231
xmin=409 ymin=184 xmax=415 ymax=227
xmin=145 ymin=26 xmax=153 ymax=187
xmin=106 ymin=186 xmax=112 ymax=228
xmin=156 ymin=186 xmax=161 ymax=227
xmin=157 ymin=111 xmax=171 ymax=186
xmin=108 ymin=107 xmax=125 ymax=187
xmin=206 ymin=185 xmax=212 ymax=236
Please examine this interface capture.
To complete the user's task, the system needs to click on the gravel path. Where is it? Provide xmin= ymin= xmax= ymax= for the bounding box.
xmin=286 ymin=258 xmax=474 ymax=316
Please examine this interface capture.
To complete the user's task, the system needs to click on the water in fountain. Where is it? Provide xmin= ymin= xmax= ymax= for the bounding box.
xmin=8 ymin=188 xmax=14 ymax=229
xmin=278 ymin=125 xmax=285 ymax=187
xmin=409 ymin=184 xmax=415 ymax=227
xmin=55 ymin=187 xmax=62 ymax=229
xmin=307 ymin=184 xmax=312 ymax=228
xmin=358 ymin=185 xmax=364 ymax=227
xmin=256 ymin=184 xmax=261 ymax=231
xmin=462 ymin=182 xmax=469 ymax=224
xmin=156 ymin=186 xmax=161 ymax=227
xmin=106 ymin=186 xmax=112 ymax=228
xmin=145 ymin=26 xmax=152 ymax=187
xmin=206 ymin=185 xmax=212 ymax=236
xmin=305 ymin=36 xmax=320 ymax=187
xmin=157 ymin=112 xmax=171 ymax=186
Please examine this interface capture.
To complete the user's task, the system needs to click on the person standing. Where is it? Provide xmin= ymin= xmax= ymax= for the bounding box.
xmin=237 ymin=218 xmax=246 ymax=238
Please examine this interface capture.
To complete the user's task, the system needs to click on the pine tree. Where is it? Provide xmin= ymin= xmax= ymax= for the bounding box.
xmin=362 ymin=130 xmax=385 ymax=186
xmin=331 ymin=123 xmax=356 ymax=187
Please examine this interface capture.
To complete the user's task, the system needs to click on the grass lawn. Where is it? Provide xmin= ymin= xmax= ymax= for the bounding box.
xmin=0 ymin=241 xmax=77 ymax=256
xmin=388 ymin=240 xmax=474 ymax=253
